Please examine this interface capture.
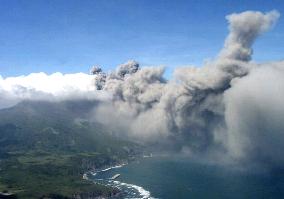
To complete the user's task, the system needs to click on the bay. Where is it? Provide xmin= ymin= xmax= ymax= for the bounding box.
xmin=90 ymin=156 xmax=284 ymax=199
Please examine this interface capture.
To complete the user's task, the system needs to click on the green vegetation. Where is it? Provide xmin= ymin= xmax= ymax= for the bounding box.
xmin=0 ymin=100 xmax=142 ymax=198
xmin=0 ymin=151 xmax=120 ymax=198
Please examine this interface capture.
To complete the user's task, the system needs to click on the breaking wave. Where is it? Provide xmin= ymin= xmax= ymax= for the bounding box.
xmin=89 ymin=164 xmax=156 ymax=199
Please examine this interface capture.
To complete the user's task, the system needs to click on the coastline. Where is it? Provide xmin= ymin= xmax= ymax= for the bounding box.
xmin=85 ymin=157 xmax=155 ymax=199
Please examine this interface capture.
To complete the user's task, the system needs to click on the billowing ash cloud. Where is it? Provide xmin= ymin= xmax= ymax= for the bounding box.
xmin=0 ymin=10 xmax=283 ymax=168
xmin=92 ymin=10 xmax=283 ymax=167
xmin=90 ymin=66 xmax=106 ymax=90
xmin=224 ymin=61 xmax=284 ymax=167
xmin=90 ymin=66 xmax=103 ymax=75
xmin=219 ymin=10 xmax=280 ymax=61
xmin=114 ymin=60 xmax=140 ymax=78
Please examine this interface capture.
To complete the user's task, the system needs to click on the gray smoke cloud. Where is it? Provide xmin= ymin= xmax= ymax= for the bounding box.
xmin=0 ymin=10 xmax=283 ymax=168
xmin=91 ymin=10 xmax=283 ymax=167
xmin=219 ymin=10 xmax=280 ymax=61
xmin=90 ymin=66 xmax=106 ymax=90
xmin=224 ymin=61 xmax=284 ymax=167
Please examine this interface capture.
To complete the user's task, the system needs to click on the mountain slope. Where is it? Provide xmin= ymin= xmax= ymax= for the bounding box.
xmin=0 ymin=100 xmax=141 ymax=198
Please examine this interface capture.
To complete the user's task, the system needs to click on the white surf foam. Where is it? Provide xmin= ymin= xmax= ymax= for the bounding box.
xmin=113 ymin=180 xmax=155 ymax=199
xmin=100 ymin=163 xmax=126 ymax=172
xmin=90 ymin=163 xmax=156 ymax=199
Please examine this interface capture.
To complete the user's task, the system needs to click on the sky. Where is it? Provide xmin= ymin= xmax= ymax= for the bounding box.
xmin=0 ymin=0 xmax=284 ymax=77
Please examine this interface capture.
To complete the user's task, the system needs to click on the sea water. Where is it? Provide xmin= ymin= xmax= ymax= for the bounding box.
xmin=89 ymin=156 xmax=284 ymax=199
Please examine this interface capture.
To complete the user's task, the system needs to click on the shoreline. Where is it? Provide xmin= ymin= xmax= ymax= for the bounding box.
xmin=85 ymin=158 xmax=155 ymax=199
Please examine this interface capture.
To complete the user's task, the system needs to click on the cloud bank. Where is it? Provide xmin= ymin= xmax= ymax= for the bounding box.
xmin=0 ymin=72 xmax=108 ymax=109
xmin=0 ymin=10 xmax=283 ymax=168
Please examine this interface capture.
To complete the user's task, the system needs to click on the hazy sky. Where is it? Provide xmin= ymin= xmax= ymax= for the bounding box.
xmin=0 ymin=0 xmax=283 ymax=77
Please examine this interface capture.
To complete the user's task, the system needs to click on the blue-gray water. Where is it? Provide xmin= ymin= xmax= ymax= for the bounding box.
xmin=90 ymin=156 xmax=284 ymax=199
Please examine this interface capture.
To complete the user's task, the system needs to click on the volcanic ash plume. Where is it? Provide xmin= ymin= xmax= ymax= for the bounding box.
xmin=224 ymin=61 xmax=284 ymax=167
xmin=93 ymin=10 xmax=284 ymax=167
xmin=219 ymin=10 xmax=279 ymax=61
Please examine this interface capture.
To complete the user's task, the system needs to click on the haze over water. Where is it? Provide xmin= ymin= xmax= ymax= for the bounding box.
xmin=91 ymin=156 xmax=284 ymax=199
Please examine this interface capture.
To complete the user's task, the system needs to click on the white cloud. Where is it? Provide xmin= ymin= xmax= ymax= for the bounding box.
xmin=0 ymin=72 xmax=109 ymax=109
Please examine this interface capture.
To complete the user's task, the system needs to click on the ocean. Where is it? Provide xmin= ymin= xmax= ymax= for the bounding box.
xmin=89 ymin=156 xmax=284 ymax=199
